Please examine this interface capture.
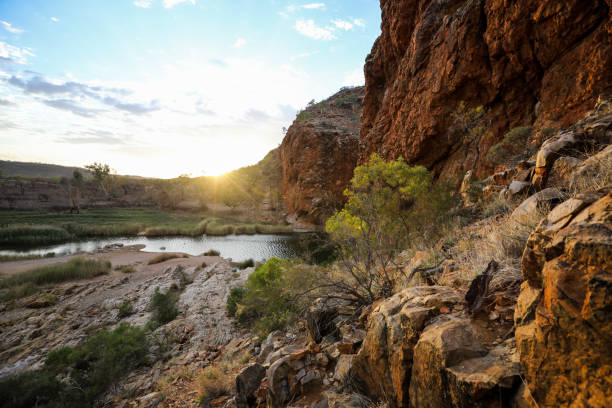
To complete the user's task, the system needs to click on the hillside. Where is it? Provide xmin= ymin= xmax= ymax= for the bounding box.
xmin=0 ymin=160 xmax=92 ymax=180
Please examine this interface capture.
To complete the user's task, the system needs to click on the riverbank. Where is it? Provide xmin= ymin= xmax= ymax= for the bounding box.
xmin=0 ymin=207 xmax=293 ymax=246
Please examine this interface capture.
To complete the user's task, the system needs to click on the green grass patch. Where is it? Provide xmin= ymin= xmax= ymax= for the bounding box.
xmin=115 ymin=264 xmax=136 ymax=273
xmin=236 ymin=258 xmax=254 ymax=270
xmin=255 ymin=224 xmax=293 ymax=234
xmin=0 ymin=225 xmax=71 ymax=245
xmin=233 ymin=224 xmax=257 ymax=235
xmin=0 ymin=252 xmax=55 ymax=263
xmin=147 ymin=253 xmax=187 ymax=265
xmin=0 ymin=257 xmax=111 ymax=289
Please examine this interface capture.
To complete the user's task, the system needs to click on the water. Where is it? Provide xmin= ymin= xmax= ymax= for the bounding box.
xmin=0 ymin=234 xmax=303 ymax=262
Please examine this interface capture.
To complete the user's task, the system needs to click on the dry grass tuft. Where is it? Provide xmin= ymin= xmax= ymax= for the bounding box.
xmin=196 ymin=364 xmax=234 ymax=405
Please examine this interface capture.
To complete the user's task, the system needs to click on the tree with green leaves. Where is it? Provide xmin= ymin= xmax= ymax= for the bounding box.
xmin=85 ymin=162 xmax=112 ymax=195
xmin=325 ymin=154 xmax=456 ymax=304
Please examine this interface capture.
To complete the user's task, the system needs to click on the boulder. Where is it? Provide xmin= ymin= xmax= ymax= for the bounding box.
xmin=306 ymin=300 xmax=339 ymax=344
xmin=236 ymin=363 xmax=266 ymax=407
xmin=409 ymin=316 xmax=520 ymax=408
xmin=351 ymin=286 xmax=461 ymax=408
xmin=511 ymin=188 xmax=566 ymax=225
xmin=515 ymin=191 xmax=612 ymax=407
xmin=333 ymin=354 xmax=355 ymax=384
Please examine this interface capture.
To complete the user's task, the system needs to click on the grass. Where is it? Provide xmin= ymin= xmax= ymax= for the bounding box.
xmin=236 ymin=258 xmax=254 ymax=269
xmin=115 ymin=264 xmax=136 ymax=273
xmin=147 ymin=253 xmax=188 ymax=265
xmin=0 ymin=252 xmax=55 ymax=263
xmin=203 ymin=249 xmax=220 ymax=256
xmin=196 ymin=364 xmax=234 ymax=405
xmin=118 ymin=300 xmax=134 ymax=318
xmin=0 ymin=225 xmax=71 ymax=245
xmin=0 ymin=209 xmax=294 ymax=246
xmin=0 ymin=257 xmax=111 ymax=289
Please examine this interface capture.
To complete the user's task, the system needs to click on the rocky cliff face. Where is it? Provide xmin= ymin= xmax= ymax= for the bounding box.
xmin=361 ymin=0 xmax=611 ymax=178
xmin=280 ymin=87 xmax=364 ymax=227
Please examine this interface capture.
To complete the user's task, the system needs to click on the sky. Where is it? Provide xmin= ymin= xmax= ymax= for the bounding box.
xmin=0 ymin=0 xmax=381 ymax=178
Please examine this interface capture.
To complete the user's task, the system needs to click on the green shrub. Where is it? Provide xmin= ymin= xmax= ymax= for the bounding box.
xmin=486 ymin=126 xmax=533 ymax=165
xmin=237 ymin=258 xmax=254 ymax=269
xmin=226 ymin=287 xmax=246 ymax=317
xmin=150 ymin=288 xmax=179 ymax=325
xmin=118 ymin=300 xmax=134 ymax=318
xmin=0 ymin=258 xmax=111 ymax=289
xmin=230 ymin=258 xmax=296 ymax=338
xmin=295 ymin=110 xmax=312 ymax=122
xmin=204 ymin=249 xmax=220 ymax=256
xmin=0 ymin=323 xmax=148 ymax=408
xmin=0 ymin=370 xmax=65 ymax=408
xmin=0 ymin=225 xmax=71 ymax=245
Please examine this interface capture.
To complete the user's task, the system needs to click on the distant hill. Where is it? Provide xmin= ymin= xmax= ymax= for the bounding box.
xmin=0 ymin=160 xmax=92 ymax=180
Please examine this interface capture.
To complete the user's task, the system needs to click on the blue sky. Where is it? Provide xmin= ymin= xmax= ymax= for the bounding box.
xmin=0 ymin=0 xmax=381 ymax=177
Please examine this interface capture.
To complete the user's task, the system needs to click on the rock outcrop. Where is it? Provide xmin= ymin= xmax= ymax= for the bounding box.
xmin=516 ymin=189 xmax=612 ymax=407
xmin=280 ymin=87 xmax=364 ymax=227
xmin=360 ymin=0 xmax=611 ymax=178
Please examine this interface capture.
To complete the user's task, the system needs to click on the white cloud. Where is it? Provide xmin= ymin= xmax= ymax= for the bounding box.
xmin=133 ymin=0 xmax=152 ymax=8
xmin=352 ymin=18 xmax=365 ymax=28
xmin=285 ymin=3 xmax=326 ymax=13
xmin=0 ymin=41 xmax=35 ymax=64
xmin=1 ymin=21 xmax=24 ymax=35
xmin=50 ymin=17 xmax=60 ymax=23
xmin=163 ymin=0 xmax=195 ymax=8
xmin=294 ymin=20 xmax=336 ymax=41
xmin=233 ymin=37 xmax=247 ymax=48
xmin=331 ymin=19 xmax=353 ymax=31
xmin=302 ymin=3 xmax=325 ymax=9
xmin=290 ymin=51 xmax=318 ymax=61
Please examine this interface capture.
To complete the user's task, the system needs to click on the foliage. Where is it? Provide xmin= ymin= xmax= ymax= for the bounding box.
xmin=118 ymin=300 xmax=134 ymax=318
xmin=486 ymin=126 xmax=533 ymax=165
xmin=226 ymin=287 xmax=246 ymax=317
xmin=85 ymin=162 xmax=112 ymax=194
xmin=0 ymin=323 xmax=148 ymax=408
xmin=236 ymin=258 xmax=254 ymax=269
xmin=0 ymin=257 xmax=111 ymax=290
xmin=228 ymin=258 xmax=294 ymax=337
xmin=325 ymin=154 xmax=456 ymax=304
xmin=295 ymin=110 xmax=312 ymax=122
xmin=196 ymin=364 xmax=233 ymax=404
xmin=150 ymin=288 xmax=179 ymax=325
xmin=452 ymin=102 xmax=490 ymax=170
xmin=147 ymin=253 xmax=187 ymax=265
xmin=204 ymin=249 xmax=220 ymax=256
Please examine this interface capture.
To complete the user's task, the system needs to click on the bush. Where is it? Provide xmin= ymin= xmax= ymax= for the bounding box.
xmin=150 ymin=288 xmax=179 ymax=325
xmin=204 ymin=249 xmax=220 ymax=256
xmin=0 ymin=323 xmax=149 ymax=408
xmin=228 ymin=258 xmax=300 ymax=338
xmin=0 ymin=252 xmax=55 ymax=263
xmin=237 ymin=258 xmax=254 ymax=270
xmin=486 ymin=126 xmax=533 ymax=165
xmin=0 ymin=258 xmax=111 ymax=289
xmin=118 ymin=300 xmax=134 ymax=318
xmin=325 ymin=154 xmax=457 ymax=304
xmin=226 ymin=287 xmax=246 ymax=317
xmin=147 ymin=253 xmax=186 ymax=265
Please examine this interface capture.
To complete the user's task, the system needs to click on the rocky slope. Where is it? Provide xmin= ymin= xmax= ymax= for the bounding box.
xmin=360 ymin=0 xmax=611 ymax=178
xmin=279 ymin=87 xmax=364 ymax=227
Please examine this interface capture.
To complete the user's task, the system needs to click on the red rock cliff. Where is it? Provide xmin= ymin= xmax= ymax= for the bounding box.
xmin=280 ymin=87 xmax=364 ymax=226
xmin=361 ymin=0 xmax=611 ymax=178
